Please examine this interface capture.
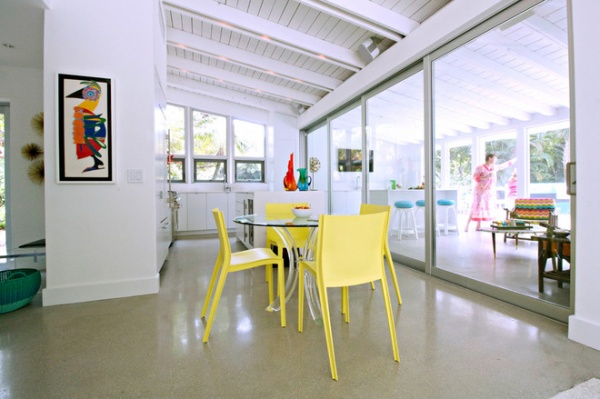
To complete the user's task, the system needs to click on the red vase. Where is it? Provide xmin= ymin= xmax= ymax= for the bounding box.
xmin=283 ymin=153 xmax=297 ymax=191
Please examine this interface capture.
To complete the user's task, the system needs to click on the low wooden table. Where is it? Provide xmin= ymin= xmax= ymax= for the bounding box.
xmin=479 ymin=226 xmax=544 ymax=258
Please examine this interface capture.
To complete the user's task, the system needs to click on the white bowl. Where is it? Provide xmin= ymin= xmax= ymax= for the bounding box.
xmin=292 ymin=208 xmax=312 ymax=218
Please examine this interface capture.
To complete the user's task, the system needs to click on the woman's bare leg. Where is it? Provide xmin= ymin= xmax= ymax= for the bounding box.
xmin=464 ymin=215 xmax=472 ymax=232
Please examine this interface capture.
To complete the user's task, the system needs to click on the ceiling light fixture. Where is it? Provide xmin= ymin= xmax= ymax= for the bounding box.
xmin=3 ymin=43 xmax=15 ymax=49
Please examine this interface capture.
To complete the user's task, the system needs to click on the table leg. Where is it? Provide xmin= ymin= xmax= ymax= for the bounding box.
xmin=538 ymin=239 xmax=546 ymax=292
xmin=491 ymin=232 xmax=497 ymax=258
xmin=266 ymin=226 xmax=322 ymax=324
xmin=265 ymin=226 xmax=298 ymax=312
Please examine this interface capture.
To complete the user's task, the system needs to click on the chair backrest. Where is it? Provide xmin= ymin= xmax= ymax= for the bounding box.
xmin=359 ymin=203 xmax=392 ymax=232
xmin=511 ymin=198 xmax=556 ymax=221
xmin=266 ymin=202 xmax=309 ymax=245
xmin=315 ymin=213 xmax=386 ymax=288
xmin=212 ymin=208 xmax=231 ymax=263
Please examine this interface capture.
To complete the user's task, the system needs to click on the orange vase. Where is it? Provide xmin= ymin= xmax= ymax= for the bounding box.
xmin=283 ymin=153 xmax=297 ymax=191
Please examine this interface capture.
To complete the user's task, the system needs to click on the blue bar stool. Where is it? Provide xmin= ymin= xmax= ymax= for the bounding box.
xmin=414 ymin=199 xmax=440 ymax=236
xmin=436 ymin=199 xmax=459 ymax=235
xmin=392 ymin=200 xmax=418 ymax=240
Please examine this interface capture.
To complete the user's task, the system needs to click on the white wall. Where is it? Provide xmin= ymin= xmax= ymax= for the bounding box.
xmin=568 ymin=0 xmax=600 ymax=351
xmin=0 ymin=66 xmax=45 ymax=257
xmin=42 ymin=0 xmax=160 ymax=305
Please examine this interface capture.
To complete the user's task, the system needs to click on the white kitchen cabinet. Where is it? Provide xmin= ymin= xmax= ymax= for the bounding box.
xmin=186 ymin=193 xmax=208 ymax=231
xmin=206 ymin=193 xmax=236 ymax=230
xmin=235 ymin=193 xmax=254 ymax=248
xmin=176 ymin=192 xmax=236 ymax=233
xmin=176 ymin=193 xmax=188 ymax=231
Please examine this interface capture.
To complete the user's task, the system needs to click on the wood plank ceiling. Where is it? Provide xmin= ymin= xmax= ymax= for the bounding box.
xmin=163 ymin=0 xmax=450 ymax=112
xmin=163 ymin=0 xmax=569 ymax=141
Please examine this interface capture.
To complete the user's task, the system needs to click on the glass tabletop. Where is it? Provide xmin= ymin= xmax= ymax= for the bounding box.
xmin=233 ymin=214 xmax=319 ymax=228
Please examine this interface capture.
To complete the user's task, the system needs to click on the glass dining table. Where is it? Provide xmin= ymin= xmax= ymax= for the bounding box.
xmin=233 ymin=214 xmax=323 ymax=323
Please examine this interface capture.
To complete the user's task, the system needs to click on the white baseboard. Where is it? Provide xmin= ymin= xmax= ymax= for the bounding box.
xmin=569 ymin=315 xmax=600 ymax=351
xmin=42 ymin=274 xmax=160 ymax=306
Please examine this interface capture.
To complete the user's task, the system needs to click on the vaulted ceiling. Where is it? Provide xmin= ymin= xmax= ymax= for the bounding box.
xmin=163 ymin=0 xmax=452 ymax=115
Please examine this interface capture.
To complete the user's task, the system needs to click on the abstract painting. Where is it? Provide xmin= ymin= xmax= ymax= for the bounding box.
xmin=58 ymin=74 xmax=113 ymax=182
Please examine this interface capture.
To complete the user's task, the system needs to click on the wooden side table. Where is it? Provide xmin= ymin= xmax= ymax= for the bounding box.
xmin=533 ymin=235 xmax=570 ymax=292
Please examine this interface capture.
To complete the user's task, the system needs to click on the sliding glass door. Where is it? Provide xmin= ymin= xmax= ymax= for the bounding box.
xmin=329 ymin=104 xmax=362 ymax=215
xmin=431 ymin=0 xmax=572 ymax=314
xmin=365 ymin=67 xmax=426 ymax=266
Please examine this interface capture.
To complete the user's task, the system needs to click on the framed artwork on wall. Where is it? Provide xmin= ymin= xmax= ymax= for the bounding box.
xmin=58 ymin=74 xmax=113 ymax=182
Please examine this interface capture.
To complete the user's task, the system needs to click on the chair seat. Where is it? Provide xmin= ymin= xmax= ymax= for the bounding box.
xmin=230 ymin=248 xmax=281 ymax=269
xmin=394 ymin=200 xmax=414 ymax=209
xmin=437 ymin=199 xmax=455 ymax=206
xmin=415 ymin=199 xmax=425 ymax=207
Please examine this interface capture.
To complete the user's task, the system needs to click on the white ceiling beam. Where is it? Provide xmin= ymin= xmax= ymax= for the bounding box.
xmin=168 ymin=55 xmax=321 ymax=105
xmin=479 ymin=31 xmax=568 ymax=82
xmin=164 ymin=0 xmax=365 ymax=71
xmin=167 ymin=75 xmax=294 ymax=114
xmin=315 ymin=0 xmax=420 ymax=37
xmin=295 ymin=0 xmax=403 ymax=41
xmin=167 ymin=28 xmax=342 ymax=92
xmin=522 ymin=15 xmax=568 ymax=49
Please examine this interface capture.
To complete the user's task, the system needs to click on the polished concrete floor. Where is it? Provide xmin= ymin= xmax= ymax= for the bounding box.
xmin=1 ymin=235 xmax=598 ymax=399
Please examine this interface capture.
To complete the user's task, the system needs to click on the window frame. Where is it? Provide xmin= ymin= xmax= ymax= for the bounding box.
xmin=166 ymin=105 xmax=268 ymax=185
xmin=168 ymin=157 xmax=186 ymax=183
xmin=193 ymin=159 xmax=228 ymax=183
xmin=234 ymin=160 xmax=265 ymax=183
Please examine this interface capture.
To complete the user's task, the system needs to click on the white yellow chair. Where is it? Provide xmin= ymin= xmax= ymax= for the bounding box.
xmin=201 ymin=208 xmax=286 ymax=343
xmin=298 ymin=213 xmax=400 ymax=380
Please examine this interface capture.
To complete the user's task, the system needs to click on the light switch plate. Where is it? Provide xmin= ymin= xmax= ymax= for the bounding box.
xmin=127 ymin=169 xmax=144 ymax=183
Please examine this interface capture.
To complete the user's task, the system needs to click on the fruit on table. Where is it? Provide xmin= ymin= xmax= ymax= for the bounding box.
xmin=294 ymin=205 xmax=310 ymax=209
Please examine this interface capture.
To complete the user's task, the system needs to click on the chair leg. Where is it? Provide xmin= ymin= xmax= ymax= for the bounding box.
xmin=298 ymin=264 xmax=308 ymax=333
xmin=379 ymin=274 xmax=400 ymax=362
xmin=384 ymin=242 xmax=402 ymax=305
xmin=409 ymin=210 xmax=418 ymax=239
xmin=277 ymin=261 xmax=286 ymax=328
xmin=342 ymin=286 xmax=350 ymax=323
xmin=319 ymin=285 xmax=338 ymax=380
xmin=201 ymin=253 xmax=222 ymax=318
xmin=202 ymin=267 xmax=229 ymax=343
xmin=266 ymin=264 xmax=274 ymax=304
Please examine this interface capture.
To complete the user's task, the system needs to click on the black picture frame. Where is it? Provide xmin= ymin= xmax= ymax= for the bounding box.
xmin=58 ymin=74 xmax=113 ymax=182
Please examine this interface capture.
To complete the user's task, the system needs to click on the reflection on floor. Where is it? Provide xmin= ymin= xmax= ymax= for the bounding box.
xmin=388 ymin=216 xmax=570 ymax=308
xmin=0 ymin=235 xmax=597 ymax=399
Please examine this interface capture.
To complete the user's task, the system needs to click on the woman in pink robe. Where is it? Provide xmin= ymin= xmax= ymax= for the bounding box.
xmin=465 ymin=154 xmax=516 ymax=231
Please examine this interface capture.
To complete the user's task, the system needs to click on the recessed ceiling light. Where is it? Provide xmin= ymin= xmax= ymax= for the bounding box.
xmin=3 ymin=43 xmax=15 ymax=49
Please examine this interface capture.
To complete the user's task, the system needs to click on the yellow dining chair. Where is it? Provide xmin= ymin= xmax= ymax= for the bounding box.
xmin=266 ymin=202 xmax=311 ymax=255
xmin=340 ymin=204 xmax=402 ymax=321
xmin=359 ymin=203 xmax=402 ymax=305
xmin=265 ymin=202 xmax=311 ymax=292
xmin=201 ymin=208 xmax=286 ymax=343
xmin=298 ymin=213 xmax=400 ymax=380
